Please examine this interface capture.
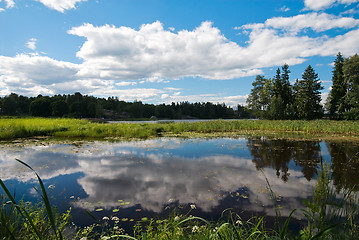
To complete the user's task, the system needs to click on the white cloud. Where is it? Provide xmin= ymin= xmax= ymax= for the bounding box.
xmin=280 ymin=5 xmax=290 ymax=12
xmin=1 ymin=17 xmax=359 ymax=105
xmin=35 ymin=0 xmax=87 ymax=13
xmin=242 ymin=12 xmax=359 ymax=33
xmin=0 ymin=0 xmax=14 ymax=10
xmin=3 ymin=0 xmax=14 ymax=8
xmin=0 ymin=54 xmax=79 ymax=96
xmin=68 ymin=21 xmax=263 ymax=81
xmin=304 ymin=0 xmax=359 ymax=11
xmin=26 ymin=38 xmax=37 ymax=50
xmin=115 ymin=81 xmax=137 ymax=87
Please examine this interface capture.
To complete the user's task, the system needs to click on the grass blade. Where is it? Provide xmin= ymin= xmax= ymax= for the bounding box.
xmin=0 ymin=178 xmax=43 ymax=239
xmin=15 ymin=158 xmax=61 ymax=240
xmin=280 ymin=208 xmax=296 ymax=239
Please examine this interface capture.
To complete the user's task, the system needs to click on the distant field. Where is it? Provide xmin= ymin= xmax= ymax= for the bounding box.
xmin=0 ymin=117 xmax=359 ymax=140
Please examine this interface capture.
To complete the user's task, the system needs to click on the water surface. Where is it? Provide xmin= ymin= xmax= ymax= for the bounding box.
xmin=1 ymin=137 xmax=358 ymax=230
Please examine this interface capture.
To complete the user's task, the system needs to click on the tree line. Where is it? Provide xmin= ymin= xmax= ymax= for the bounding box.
xmin=246 ymin=53 xmax=359 ymax=120
xmin=0 ymin=92 xmax=238 ymax=119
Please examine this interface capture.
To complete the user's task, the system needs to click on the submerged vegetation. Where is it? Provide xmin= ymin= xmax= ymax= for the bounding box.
xmin=0 ymin=118 xmax=359 ymax=141
xmin=1 ymin=160 xmax=359 ymax=239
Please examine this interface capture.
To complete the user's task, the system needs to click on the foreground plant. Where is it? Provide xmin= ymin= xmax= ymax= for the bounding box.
xmin=0 ymin=159 xmax=71 ymax=240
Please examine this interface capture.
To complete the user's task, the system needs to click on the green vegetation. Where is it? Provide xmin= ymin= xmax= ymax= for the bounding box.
xmin=247 ymin=53 xmax=359 ymax=120
xmin=1 ymin=160 xmax=359 ymax=239
xmin=0 ymin=92 xmax=238 ymax=119
xmin=0 ymin=159 xmax=71 ymax=239
xmin=0 ymin=118 xmax=359 ymax=141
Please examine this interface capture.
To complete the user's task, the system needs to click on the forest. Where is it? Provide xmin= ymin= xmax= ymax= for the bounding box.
xmin=246 ymin=53 xmax=359 ymax=120
xmin=0 ymin=92 xmax=239 ymax=119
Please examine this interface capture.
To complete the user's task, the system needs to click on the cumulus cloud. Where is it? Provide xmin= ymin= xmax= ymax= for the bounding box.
xmin=0 ymin=54 xmax=79 ymax=95
xmin=304 ymin=0 xmax=359 ymax=11
xmin=35 ymin=0 xmax=87 ymax=13
xmin=68 ymin=21 xmax=263 ymax=81
xmin=238 ymin=13 xmax=359 ymax=66
xmin=1 ymin=16 xmax=359 ymax=103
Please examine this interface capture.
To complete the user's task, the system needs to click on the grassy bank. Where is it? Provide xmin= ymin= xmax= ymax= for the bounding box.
xmin=0 ymin=118 xmax=359 ymax=141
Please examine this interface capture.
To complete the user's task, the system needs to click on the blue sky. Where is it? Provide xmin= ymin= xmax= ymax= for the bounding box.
xmin=0 ymin=0 xmax=359 ymax=106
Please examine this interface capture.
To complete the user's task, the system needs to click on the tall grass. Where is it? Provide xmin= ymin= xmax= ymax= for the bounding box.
xmin=1 ymin=118 xmax=359 ymax=140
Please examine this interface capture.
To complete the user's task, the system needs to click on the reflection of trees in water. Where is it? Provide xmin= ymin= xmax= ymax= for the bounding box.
xmin=247 ymin=137 xmax=292 ymax=182
xmin=326 ymin=142 xmax=359 ymax=192
xmin=247 ymin=137 xmax=321 ymax=182
xmin=292 ymin=141 xmax=321 ymax=181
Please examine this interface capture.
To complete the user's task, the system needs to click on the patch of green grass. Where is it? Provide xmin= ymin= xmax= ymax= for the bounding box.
xmin=1 ymin=118 xmax=359 ymax=141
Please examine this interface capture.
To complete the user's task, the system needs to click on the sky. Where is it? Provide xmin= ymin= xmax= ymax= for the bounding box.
xmin=0 ymin=0 xmax=359 ymax=106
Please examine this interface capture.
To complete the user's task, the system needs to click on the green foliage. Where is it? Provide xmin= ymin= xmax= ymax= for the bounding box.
xmin=131 ymin=210 xmax=271 ymax=240
xmin=1 ymin=93 xmax=238 ymax=120
xmin=300 ymin=163 xmax=359 ymax=239
xmin=1 ymin=118 xmax=359 ymax=140
xmin=342 ymin=54 xmax=359 ymax=119
xmin=293 ymin=65 xmax=323 ymax=120
xmin=327 ymin=53 xmax=345 ymax=118
xmin=0 ymin=159 xmax=71 ymax=239
xmin=30 ymin=97 xmax=52 ymax=117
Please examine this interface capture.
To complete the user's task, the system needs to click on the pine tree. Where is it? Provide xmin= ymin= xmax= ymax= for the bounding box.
xmin=294 ymin=65 xmax=323 ymax=119
xmin=327 ymin=52 xmax=345 ymax=118
xmin=247 ymin=75 xmax=266 ymax=116
xmin=342 ymin=54 xmax=359 ymax=119
xmin=270 ymin=64 xmax=293 ymax=119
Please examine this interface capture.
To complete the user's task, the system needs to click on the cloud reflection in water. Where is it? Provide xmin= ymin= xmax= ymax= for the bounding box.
xmin=0 ymin=138 xmax=315 ymax=218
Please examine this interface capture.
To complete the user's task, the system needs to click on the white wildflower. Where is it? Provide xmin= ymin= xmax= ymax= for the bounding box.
xmin=236 ymin=220 xmax=243 ymax=225
xmin=102 ymin=216 xmax=109 ymax=221
xmin=111 ymin=216 xmax=119 ymax=221
xmin=174 ymin=216 xmax=180 ymax=221
xmin=190 ymin=204 xmax=196 ymax=210
xmin=192 ymin=225 xmax=199 ymax=233
xmin=48 ymin=185 xmax=55 ymax=190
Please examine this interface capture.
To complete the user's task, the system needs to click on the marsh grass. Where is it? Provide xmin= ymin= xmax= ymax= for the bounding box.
xmin=1 ymin=118 xmax=359 ymax=141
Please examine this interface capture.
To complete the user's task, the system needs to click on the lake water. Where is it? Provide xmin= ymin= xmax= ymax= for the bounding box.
xmin=1 ymin=137 xmax=358 ymax=232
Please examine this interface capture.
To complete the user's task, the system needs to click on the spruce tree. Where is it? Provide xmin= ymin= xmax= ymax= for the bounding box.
xmin=294 ymin=65 xmax=323 ymax=119
xmin=328 ymin=52 xmax=345 ymax=118
xmin=342 ymin=54 xmax=359 ymax=119
xmin=270 ymin=64 xmax=293 ymax=119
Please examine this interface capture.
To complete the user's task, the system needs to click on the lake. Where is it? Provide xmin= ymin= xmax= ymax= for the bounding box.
xmin=1 ymin=136 xmax=358 ymax=233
